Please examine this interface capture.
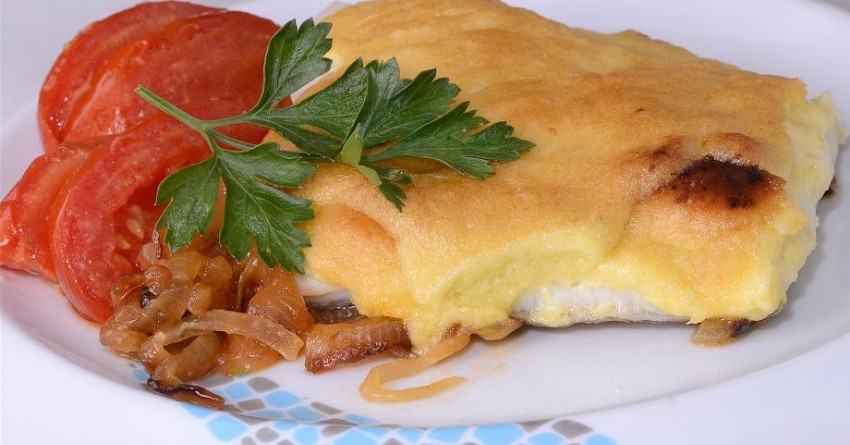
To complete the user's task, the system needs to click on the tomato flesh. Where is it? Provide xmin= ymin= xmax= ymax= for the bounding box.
xmin=63 ymin=10 xmax=278 ymax=144
xmin=38 ymin=1 xmax=220 ymax=151
xmin=0 ymin=138 xmax=109 ymax=280
xmin=51 ymin=101 xmax=269 ymax=322
xmin=51 ymin=117 xmax=203 ymax=321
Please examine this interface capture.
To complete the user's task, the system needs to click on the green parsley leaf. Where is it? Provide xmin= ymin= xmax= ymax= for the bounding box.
xmin=154 ymin=140 xmax=315 ymax=270
xmin=137 ymin=18 xmax=534 ymax=271
xmin=357 ymin=59 xmax=459 ymax=147
xmin=252 ymin=59 xmax=370 ymax=157
xmin=249 ymin=19 xmax=333 ymax=113
xmin=372 ymin=166 xmax=411 ymax=210
xmin=363 ymin=102 xmax=534 ymax=178
xmin=156 ymin=158 xmax=219 ymax=248
xmin=217 ymin=143 xmax=315 ymax=271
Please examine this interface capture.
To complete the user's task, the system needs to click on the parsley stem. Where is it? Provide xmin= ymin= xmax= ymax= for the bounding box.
xmin=135 ymin=86 xmax=207 ymax=131
xmin=136 ymin=86 xmax=232 ymax=156
xmin=212 ymin=131 xmax=255 ymax=151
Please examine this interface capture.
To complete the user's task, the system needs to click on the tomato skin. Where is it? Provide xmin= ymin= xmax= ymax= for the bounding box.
xmin=63 ymin=10 xmax=278 ymax=144
xmin=38 ymin=1 xmax=219 ymax=151
xmin=0 ymin=138 xmax=109 ymax=280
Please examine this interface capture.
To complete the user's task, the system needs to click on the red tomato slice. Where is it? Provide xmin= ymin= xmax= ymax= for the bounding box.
xmin=63 ymin=10 xmax=278 ymax=144
xmin=50 ymin=104 xmax=269 ymax=323
xmin=51 ymin=117 xmax=206 ymax=322
xmin=38 ymin=1 xmax=220 ymax=151
xmin=0 ymin=137 xmax=110 ymax=280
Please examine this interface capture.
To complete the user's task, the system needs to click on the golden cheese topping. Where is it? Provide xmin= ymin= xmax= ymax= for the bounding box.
xmin=295 ymin=0 xmax=842 ymax=348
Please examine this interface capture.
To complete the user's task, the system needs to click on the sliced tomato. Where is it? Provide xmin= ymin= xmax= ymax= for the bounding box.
xmin=51 ymin=117 xmax=204 ymax=322
xmin=63 ymin=10 xmax=278 ymax=144
xmin=38 ymin=1 xmax=220 ymax=151
xmin=0 ymin=137 xmax=110 ymax=280
xmin=51 ymin=103 xmax=269 ymax=323
xmin=8 ymin=4 xmax=282 ymax=322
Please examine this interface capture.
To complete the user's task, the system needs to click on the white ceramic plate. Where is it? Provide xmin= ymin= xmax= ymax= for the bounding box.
xmin=2 ymin=0 xmax=849 ymax=444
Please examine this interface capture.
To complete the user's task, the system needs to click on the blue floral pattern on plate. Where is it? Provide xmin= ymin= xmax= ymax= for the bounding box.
xmin=131 ymin=363 xmax=617 ymax=444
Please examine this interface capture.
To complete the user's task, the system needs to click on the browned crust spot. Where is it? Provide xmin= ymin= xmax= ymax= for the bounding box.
xmin=664 ymin=157 xmax=784 ymax=210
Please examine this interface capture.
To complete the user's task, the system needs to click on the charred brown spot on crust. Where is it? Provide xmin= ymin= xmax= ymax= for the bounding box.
xmin=665 ymin=157 xmax=783 ymax=210
xmin=643 ymin=138 xmax=680 ymax=173
xmin=651 ymin=139 xmax=681 ymax=158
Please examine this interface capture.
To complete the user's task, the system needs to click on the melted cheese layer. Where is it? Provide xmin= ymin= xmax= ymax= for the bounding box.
xmin=294 ymin=0 xmax=844 ymax=349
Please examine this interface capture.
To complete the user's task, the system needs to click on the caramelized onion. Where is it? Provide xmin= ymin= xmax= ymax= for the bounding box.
xmin=144 ymin=283 xmax=192 ymax=326
xmin=147 ymin=379 xmax=225 ymax=410
xmin=246 ymin=267 xmax=313 ymax=334
xmin=105 ymin=233 xmax=511 ymax=407
xmin=692 ymin=318 xmax=755 ymax=346
xmin=104 ymin=251 xmax=238 ymax=336
xmin=111 ymin=274 xmax=144 ymax=307
xmin=101 ymin=279 xmax=148 ymax=354
xmin=217 ymin=336 xmax=282 ymax=376
xmin=194 ymin=255 xmax=234 ymax=312
xmin=235 ymin=253 xmax=265 ymax=311
xmin=219 ymin=258 xmax=313 ymax=375
xmin=150 ymin=332 xmax=223 ymax=385
xmin=359 ymin=330 xmax=471 ymax=403
xmin=99 ymin=324 xmax=148 ymax=356
xmin=165 ymin=251 xmax=209 ymax=283
xmin=305 ymin=317 xmax=411 ymax=373
xmin=140 ymin=310 xmax=303 ymax=362
xmin=308 ymin=302 xmax=364 ymax=324
xmin=128 ymin=252 xmax=215 ymax=332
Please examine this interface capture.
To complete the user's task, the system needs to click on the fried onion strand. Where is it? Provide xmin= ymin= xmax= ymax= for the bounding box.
xmin=359 ymin=330 xmax=471 ymax=403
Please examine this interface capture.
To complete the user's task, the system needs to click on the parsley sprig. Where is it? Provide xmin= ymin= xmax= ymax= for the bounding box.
xmin=136 ymin=19 xmax=534 ymax=272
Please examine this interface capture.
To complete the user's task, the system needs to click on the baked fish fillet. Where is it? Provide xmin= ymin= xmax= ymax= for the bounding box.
xmin=293 ymin=0 xmax=844 ymax=349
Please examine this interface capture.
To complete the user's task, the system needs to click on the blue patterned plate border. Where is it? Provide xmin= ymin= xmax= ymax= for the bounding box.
xmin=129 ymin=362 xmax=618 ymax=445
